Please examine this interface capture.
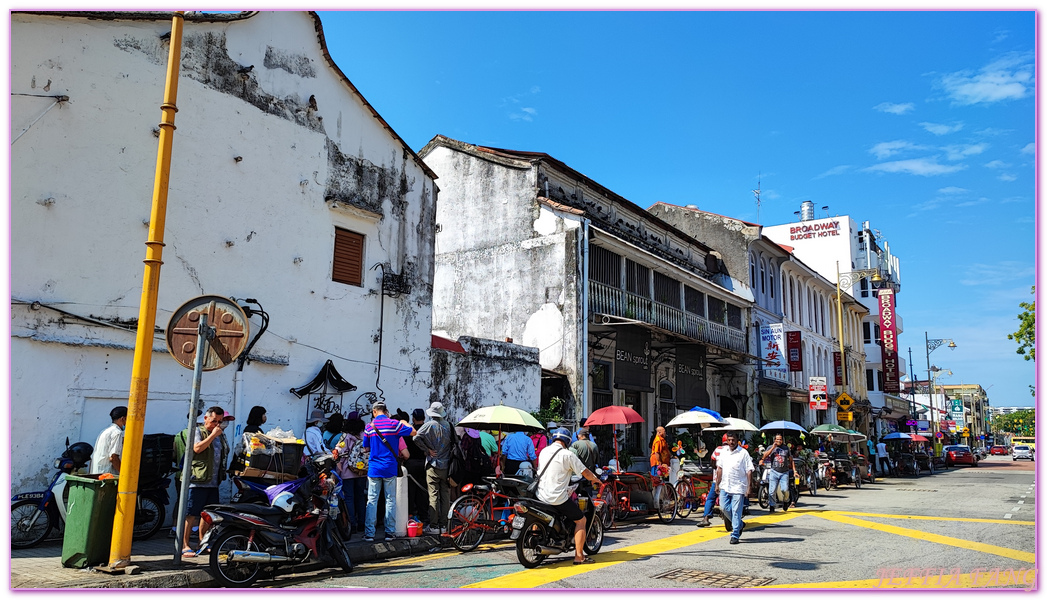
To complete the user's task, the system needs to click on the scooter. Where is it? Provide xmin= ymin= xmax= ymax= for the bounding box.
xmin=510 ymin=480 xmax=604 ymax=569
xmin=197 ymin=453 xmax=352 ymax=588
xmin=12 ymin=439 xmax=170 ymax=548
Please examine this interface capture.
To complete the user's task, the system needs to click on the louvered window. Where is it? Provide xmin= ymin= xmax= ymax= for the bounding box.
xmin=625 ymin=259 xmax=650 ymax=296
xmin=590 ymin=245 xmax=621 ymax=286
xmin=685 ymin=286 xmax=705 ymax=316
xmin=653 ymin=271 xmax=680 ymax=308
xmin=332 ymin=228 xmax=364 ymax=286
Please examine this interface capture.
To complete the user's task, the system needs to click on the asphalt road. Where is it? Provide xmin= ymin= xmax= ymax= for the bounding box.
xmin=274 ymin=455 xmax=1035 ymax=590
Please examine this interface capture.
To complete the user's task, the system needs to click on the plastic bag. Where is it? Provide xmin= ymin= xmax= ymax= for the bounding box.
xmin=265 ymin=426 xmax=296 ymax=441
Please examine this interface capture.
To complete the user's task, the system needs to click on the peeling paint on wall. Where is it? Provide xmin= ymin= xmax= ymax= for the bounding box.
xmin=263 ymin=45 xmax=316 ymax=77
xmin=324 ymin=139 xmax=410 ymax=217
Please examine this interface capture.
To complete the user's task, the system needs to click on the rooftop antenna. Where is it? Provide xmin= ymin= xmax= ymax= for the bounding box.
xmin=752 ymin=173 xmax=762 ymax=224
xmin=822 ymin=205 xmax=830 ymax=218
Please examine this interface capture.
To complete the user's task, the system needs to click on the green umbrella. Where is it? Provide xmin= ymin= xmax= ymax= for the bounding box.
xmin=456 ymin=404 xmax=543 ymax=433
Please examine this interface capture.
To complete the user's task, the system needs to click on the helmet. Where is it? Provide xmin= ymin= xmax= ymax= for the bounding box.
xmin=272 ymin=491 xmax=299 ymax=513
xmin=550 ymin=427 xmax=572 ymax=447
xmin=63 ymin=442 xmax=94 ymax=468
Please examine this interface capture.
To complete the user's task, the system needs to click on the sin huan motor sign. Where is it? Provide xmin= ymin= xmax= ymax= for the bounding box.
xmin=878 ymin=288 xmax=900 ymax=393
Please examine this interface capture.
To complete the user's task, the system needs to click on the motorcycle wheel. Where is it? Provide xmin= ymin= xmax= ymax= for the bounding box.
xmin=854 ymin=470 xmax=862 ymax=489
xmin=822 ymin=471 xmax=832 ymax=491
xmin=11 ymin=500 xmax=53 ymax=549
xmin=447 ymin=494 xmax=487 ymax=552
xmin=655 ymin=483 xmax=678 ymax=524
xmin=583 ymin=515 xmax=604 ymax=555
xmin=209 ymin=530 xmax=264 ymax=588
xmin=757 ymin=485 xmax=769 ymax=509
xmin=600 ymin=487 xmax=616 ymax=530
xmin=674 ymin=481 xmax=694 ymax=518
xmin=807 ymin=473 xmax=818 ymax=496
xmin=132 ymin=495 xmax=165 ymax=541
xmin=329 ymin=528 xmax=353 ymax=574
xmin=515 ymin=521 xmax=548 ymax=569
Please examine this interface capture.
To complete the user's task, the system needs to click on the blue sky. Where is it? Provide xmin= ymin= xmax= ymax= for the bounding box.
xmin=319 ymin=10 xmax=1036 ymax=408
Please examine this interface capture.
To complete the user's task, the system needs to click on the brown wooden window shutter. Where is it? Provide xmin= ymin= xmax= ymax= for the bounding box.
xmin=332 ymin=228 xmax=364 ymax=286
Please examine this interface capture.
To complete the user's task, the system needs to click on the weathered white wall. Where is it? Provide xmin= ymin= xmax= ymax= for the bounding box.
xmin=11 ymin=12 xmax=436 ymax=492
xmin=425 ymin=144 xmax=583 ymax=413
xmin=430 ymin=337 xmax=541 ymax=419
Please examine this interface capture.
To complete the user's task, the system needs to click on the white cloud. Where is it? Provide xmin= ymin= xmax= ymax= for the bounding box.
xmin=1020 ymin=143 xmax=1035 ymax=154
xmin=942 ymin=143 xmax=988 ymax=161
xmin=865 ymin=157 xmax=967 ymax=176
xmin=956 ymin=197 xmax=991 ymax=207
xmin=1001 ymin=196 xmax=1025 ymax=204
xmin=998 ymin=173 xmax=1018 ymax=182
xmin=873 ymin=102 xmax=915 ymax=115
xmin=813 ymin=165 xmax=852 ymax=179
xmin=869 ymin=140 xmax=924 ymax=159
xmin=937 ymin=186 xmax=968 ymax=195
xmin=959 ymin=261 xmax=1034 ymax=286
xmin=530 ymin=86 xmax=541 ymax=94
xmin=920 ymin=121 xmax=964 ymax=136
xmin=976 ymin=127 xmax=1012 ymax=136
xmin=984 ymin=159 xmax=1010 ymax=169
xmin=509 ymin=107 xmax=537 ymax=122
xmin=938 ymin=52 xmax=1034 ymax=105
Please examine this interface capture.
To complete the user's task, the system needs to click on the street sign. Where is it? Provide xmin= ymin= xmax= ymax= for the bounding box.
xmin=835 ymin=392 xmax=854 ymax=411
xmin=935 ymin=432 xmax=944 ymax=439
xmin=166 ymin=295 xmax=250 ymax=371
xmin=962 ymin=427 xmax=970 ymax=437
xmin=837 ymin=411 xmax=853 ymax=422
xmin=809 ymin=376 xmax=828 ymax=410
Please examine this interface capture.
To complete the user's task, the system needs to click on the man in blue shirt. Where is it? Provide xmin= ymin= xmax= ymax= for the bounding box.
xmin=361 ymin=401 xmax=414 ymax=541
xmin=503 ymin=430 xmax=537 ymax=477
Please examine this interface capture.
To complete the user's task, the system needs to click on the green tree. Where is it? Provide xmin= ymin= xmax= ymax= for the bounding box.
xmin=1007 ymin=285 xmax=1035 ymax=362
xmin=992 ymin=409 xmax=1035 ymax=438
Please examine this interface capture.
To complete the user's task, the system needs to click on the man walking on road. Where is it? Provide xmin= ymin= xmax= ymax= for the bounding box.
xmin=717 ymin=431 xmax=754 ymax=544
xmin=876 ymin=438 xmax=891 ymax=476
xmin=760 ymin=434 xmax=796 ymax=513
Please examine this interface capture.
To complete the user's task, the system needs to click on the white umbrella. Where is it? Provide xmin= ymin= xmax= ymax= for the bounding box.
xmin=456 ymin=404 xmax=543 ymax=433
xmin=666 ymin=410 xmax=726 ymax=428
xmin=705 ymin=417 xmax=760 ymax=432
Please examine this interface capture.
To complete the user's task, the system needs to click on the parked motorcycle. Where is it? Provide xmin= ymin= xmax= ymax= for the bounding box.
xmin=510 ymin=480 xmax=604 ymax=569
xmin=12 ymin=439 xmax=169 ymax=548
xmin=197 ymin=452 xmax=352 ymax=587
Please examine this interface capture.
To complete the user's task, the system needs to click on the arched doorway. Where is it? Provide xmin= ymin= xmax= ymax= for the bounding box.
xmin=720 ymin=397 xmax=739 ymax=419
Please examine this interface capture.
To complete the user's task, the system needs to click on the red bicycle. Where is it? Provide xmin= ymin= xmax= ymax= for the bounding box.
xmin=446 ymin=476 xmax=531 ymax=551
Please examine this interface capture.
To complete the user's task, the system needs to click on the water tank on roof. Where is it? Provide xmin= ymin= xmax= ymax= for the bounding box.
xmin=800 ymin=200 xmax=815 ymax=221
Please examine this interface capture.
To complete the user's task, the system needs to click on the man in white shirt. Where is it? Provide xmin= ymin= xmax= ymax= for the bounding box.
xmin=875 ymin=438 xmax=891 ymax=476
xmin=716 ymin=431 xmax=754 ymax=544
xmin=696 ymin=434 xmax=730 ymax=528
xmin=90 ymin=406 xmax=127 ymax=475
xmin=536 ymin=428 xmax=602 ymax=564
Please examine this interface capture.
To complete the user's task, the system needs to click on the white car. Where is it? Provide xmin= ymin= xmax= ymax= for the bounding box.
xmin=1012 ymin=445 xmax=1034 ymax=461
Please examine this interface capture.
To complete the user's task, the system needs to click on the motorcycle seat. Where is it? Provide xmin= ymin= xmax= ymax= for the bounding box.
xmin=206 ymin=502 xmax=287 ymax=516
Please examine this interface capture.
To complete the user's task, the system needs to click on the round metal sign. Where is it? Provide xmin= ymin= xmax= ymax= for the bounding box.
xmin=935 ymin=432 xmax=944 ymax=439
xmin=165 ymin=295 xmax=249 ymax=371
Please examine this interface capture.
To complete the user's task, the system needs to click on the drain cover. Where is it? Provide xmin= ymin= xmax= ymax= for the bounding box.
xmin=653 ymin=569 xmax=776 ymax=588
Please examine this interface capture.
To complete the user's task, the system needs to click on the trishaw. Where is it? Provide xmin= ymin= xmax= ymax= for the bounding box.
xmin=598 ymin=465 xmax=678 ymax=528
xmin=881 ymin=432 xmax=920 ymax=477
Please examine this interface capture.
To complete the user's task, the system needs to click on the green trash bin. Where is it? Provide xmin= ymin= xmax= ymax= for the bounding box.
xmin=61 ymin=474 xmax=119 ymax=568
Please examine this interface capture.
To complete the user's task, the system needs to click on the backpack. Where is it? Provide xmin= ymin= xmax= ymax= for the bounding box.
xmin=461 ymin=434 xmax=494 ymax=481
xmin=337 ymin=433 xmax=369 ymax=477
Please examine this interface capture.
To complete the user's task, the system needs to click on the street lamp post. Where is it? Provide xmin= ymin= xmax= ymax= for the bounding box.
xmin=926 ymin=333 xmax=957 ymax=437
xmin=835 ymin=263 xmax=883 ymax=436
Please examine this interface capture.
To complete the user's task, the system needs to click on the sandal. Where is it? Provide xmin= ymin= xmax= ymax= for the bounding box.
xmin=181 ymin=549 xmax=196 ymax=557
xmin=573 ymin=557 xmax=595 ymax=565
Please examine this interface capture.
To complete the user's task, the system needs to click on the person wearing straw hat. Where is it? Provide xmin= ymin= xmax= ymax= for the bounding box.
xmin=304 ymin=409 xmax=329 ymax=457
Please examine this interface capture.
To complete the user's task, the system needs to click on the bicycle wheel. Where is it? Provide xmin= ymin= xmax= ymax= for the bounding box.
xmin=655 ymin=483 xmax=677 ymax=524
xmin=132 ymin=495 xmax=165 ymax=541
xmin=822 ymin=470 xmax=831 ymax=491
xmin=674 ymin=481 xmax=694 ymax=518
xmin=447 ymin=494 xmax=487 ymax=552
xmin=853 ymin=469 xmax=862 ymax=489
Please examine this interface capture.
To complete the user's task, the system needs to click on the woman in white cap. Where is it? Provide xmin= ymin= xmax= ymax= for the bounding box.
xmin=304 ymin=409 xmax=329 ymax=456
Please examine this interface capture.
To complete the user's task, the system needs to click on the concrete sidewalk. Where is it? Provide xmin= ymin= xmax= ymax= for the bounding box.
xmin=12 ymin=533 xmax=447 ymax=588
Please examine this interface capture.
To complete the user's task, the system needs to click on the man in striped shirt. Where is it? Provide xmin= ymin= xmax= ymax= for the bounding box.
xmin=362 ymin=401 xmax=414 ymax=541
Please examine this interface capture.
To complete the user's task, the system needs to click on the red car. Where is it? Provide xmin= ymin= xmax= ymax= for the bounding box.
xmin=944 ymin=445 xmax=978 ymax=467
xmin=990 ymin=445 xmax=1010 ymax=455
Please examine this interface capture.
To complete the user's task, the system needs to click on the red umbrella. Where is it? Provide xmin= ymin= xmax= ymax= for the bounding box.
xmin=910 ymin=434 xmax=930 ymax=443
xmin=584 ymin=406 xmax=645 ymax=469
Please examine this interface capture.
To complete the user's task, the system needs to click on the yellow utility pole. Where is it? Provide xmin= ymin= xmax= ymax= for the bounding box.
xmin=109 ymin=11 xmax=185 ymax=568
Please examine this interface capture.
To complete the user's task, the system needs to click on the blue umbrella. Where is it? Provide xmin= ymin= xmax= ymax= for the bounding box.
xmin=759 ymin=420 xmax=808 ymax=434
xmin=882 ymin=432 xmax=912 ymax=440
xmin=688 ymin=406 xmax=726 ymax=422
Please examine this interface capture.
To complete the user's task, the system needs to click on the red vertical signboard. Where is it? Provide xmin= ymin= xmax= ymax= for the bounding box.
xmin=786 ymin=331 xmax=803 ymax=371
xmin=878 ymin=288 xmax=900 ymax=393
xmin=833 ymin=351 xmax=842 ymax=386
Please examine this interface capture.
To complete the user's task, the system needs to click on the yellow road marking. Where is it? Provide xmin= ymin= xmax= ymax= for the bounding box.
xmin=463 ymin=512 xmax=803 ymax=588
xmin=760 ymin=570 xmax=1037 ymax=589
xmin=831 ymin=510 xmax=1035 ymax=526
xmin=815 ymin=512 xmax=1035 ymax=563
